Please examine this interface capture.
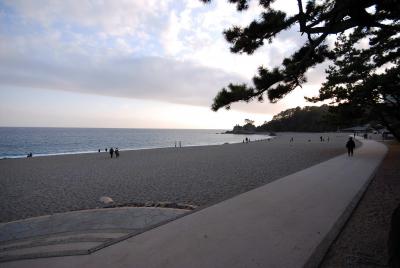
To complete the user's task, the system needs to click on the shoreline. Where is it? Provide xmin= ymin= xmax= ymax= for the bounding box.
xmin=0 ymin=136 xmax=274 ymax=160
xmin=0 ymin=132 xmax=350 ymax=223
xmin=2 ymin=130 xmax=353 ymax=160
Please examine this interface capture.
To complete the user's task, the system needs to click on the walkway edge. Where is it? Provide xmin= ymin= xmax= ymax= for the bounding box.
xmin=304 ymin=139 xmax=387 ymax=267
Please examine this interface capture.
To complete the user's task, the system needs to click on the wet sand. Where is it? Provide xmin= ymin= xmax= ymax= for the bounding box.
xmin=0 ymin=132 xmax=353 ymax=223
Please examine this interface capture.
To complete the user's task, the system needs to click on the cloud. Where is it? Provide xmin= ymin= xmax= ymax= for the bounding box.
xmin=0 ymin=0 xmax=325 ymax=118
xmin=0 ymin=51 xmax=249 ymax=107
xmin=305 ymin=61 xmax=330 ymax=87
xmin=3 ymin=0 xmax=172 ymax=37
xmin=159 ymin=0 xmax=309 ymax=80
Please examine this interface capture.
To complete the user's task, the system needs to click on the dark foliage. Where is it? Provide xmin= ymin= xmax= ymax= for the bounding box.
xmin=307 ymin=28 xmax=400 ymax=139
xmin=256 ymin=105 xmax=342 ymax=132
xmin=229 ymin=105 xmax=358 ymax=132
xmin=201 ymin=0 xmax=400 ymax=140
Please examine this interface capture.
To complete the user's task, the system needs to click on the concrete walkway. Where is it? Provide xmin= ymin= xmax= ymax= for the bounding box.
xmin=2 ymin=139 xmax=387 ymax=268
xmin=0 ymin=207 xmax=189 ymax=263
xmin=320 ymin=140 xmax=400 ymax=267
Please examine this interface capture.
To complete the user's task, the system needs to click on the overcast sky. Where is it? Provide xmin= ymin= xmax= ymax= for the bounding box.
xmin=0 ymin=0 xmax=326 ymax=129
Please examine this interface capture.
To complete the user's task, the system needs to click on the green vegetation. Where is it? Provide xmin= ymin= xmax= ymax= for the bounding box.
xmin=201 ymin=0 xmax=399 ymax=140
xmin=229 ymin=105 xmax=365 ymax=133
xmin=229 ymin=121 xmax=257 ymax=134
xmin=257 ymin=105 xmax=335 ymax=132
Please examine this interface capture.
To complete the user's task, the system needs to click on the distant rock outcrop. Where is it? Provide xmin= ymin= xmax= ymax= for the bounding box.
xmin=225 ymin=123 xmax=257 ymax=134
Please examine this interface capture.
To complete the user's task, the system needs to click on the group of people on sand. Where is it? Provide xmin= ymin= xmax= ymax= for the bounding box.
xmin=289 ymin=136 xmax=330 ymax=143
xmin=319 ymin=136 xmax=330 ymax=142
xmin=99 ymin=147 xmax=120 ymax=158
xmin=108 ymin=147 xmax=119 ymax=158
xmin=287 ymin=135 xmax=356 ymax=157
xmin=26 ymin=135 xmax=358 ymax=160
xmin=243 ymin=137 xmax=251 ymax=143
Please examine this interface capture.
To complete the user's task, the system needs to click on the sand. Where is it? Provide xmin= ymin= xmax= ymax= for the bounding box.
xmin=0 ymin=132 xmax=353 ymax=223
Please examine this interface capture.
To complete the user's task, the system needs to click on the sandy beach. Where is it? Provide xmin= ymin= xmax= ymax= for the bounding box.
xmin=0 ymin=132 xmax=354 ymax=223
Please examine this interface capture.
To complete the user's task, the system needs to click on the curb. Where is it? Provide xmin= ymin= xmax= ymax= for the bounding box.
xmin=304 ymin=139 xmax=388 ymax=268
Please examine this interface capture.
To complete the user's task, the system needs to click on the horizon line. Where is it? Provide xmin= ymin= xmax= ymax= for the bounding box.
xmin=0 ymin=126 xmax=229 ymax=130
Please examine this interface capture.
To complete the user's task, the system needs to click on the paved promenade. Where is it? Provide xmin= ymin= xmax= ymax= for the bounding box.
xmin=321 ymin=140 xmax=400 ymax=267
xmin=2 ymin=138 xmax=387 ymax=268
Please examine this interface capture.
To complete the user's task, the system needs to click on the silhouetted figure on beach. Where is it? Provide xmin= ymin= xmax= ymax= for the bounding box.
xmin=346 ymin=137 xmax=356 ymax=156
xmin=290 ymin=137 xmax=294 ymax=142
xmin=109 ymin=147 xmax=114 ymax=158
xmin=98 ymin=149 xmax=101 ymax=153
xmin=115 ymin=148 xmax=119 ymax=158
xmin=105 ymin=148 xmax=108 ymax=152
xmin=327 ymin=137 xmax=330 ymax=142
xmin=27 ymin=152 xmax=32 ymax=158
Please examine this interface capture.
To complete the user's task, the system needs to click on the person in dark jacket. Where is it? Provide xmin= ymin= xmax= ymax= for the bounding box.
xmin=346 ymin=137 xmax=356 ymax=156
xmin=109 ymin=147 xmax=114 ymax=158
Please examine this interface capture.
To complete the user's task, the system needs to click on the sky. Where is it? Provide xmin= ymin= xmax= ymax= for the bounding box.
xmin=0 ymin=0 xmax=327 ymax=129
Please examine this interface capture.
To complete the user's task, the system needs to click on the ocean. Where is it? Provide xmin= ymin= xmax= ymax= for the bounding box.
xmin=0 ymin=127 xmax=271 ymax=158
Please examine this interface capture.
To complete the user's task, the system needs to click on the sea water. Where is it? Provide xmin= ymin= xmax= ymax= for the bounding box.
xmin=0 ymin=127 xmax=271 ymax=158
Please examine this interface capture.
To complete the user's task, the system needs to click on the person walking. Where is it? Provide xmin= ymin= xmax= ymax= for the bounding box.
xmin=109 ymin=147 xmax=114 ymax=158
xmin=346 ymin=137 xmax=356 ymax=157
xmin=115 ymin=148 xmax=119 ymax=158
